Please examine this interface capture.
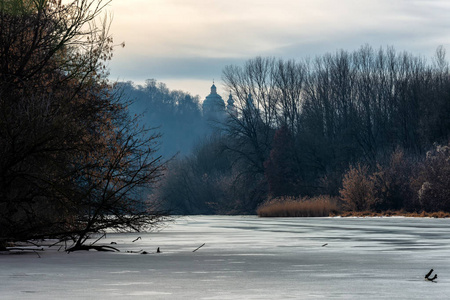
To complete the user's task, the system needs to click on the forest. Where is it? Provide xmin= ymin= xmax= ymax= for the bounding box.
xmin=151 ymin=48 xmax=450 ymax=216
xmin=1 ymin=0 xmax=450 ymax=251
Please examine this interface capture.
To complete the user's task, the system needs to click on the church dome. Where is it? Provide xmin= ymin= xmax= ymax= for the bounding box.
xmin=227 ymin=92 xmax=237 ymax=117
xmin=227 ymin=92 xmax=234 ymax=106
xmin=202 ymin=82 xmax=225 ymax=115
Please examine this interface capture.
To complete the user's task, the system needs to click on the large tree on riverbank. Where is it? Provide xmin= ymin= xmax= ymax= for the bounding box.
xmin=0 ymin=0 xmax=167 ymax=251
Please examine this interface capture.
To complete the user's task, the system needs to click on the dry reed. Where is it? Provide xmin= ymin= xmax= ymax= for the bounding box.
xmin=339 ymin=210 xmax=450 ymax=218
xmin=257 ymin=195 xmax=340 ymax=217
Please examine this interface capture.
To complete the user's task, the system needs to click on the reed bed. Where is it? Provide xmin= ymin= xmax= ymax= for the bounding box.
xmin=257 ymin=195 xmax=340 ymax=217
xmin=339 ymin=210 xmax=450 ymax=218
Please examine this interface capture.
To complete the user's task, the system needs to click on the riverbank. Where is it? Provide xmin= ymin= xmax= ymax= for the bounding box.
xmin=257 ymin=196 xmax=450 ymax=218
xmin=336 ymin=210 xmax=450 ymax=218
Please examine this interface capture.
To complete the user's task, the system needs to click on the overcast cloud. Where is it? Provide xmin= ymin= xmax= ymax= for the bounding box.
xmin=107 ymin=0 xmax=450 ymax=99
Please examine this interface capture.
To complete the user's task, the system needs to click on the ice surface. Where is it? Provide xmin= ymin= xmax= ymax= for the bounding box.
xmin=1 ymin=216 xmax=450 ymax=299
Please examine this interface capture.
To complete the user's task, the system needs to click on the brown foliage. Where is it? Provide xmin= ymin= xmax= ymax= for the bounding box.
xmin=416 ymin=142 xmax=450 ymax=212
xmin=339 ymin=164 xmax=377 ymax=211
xmin=338 ymin=144 xmax=450 ymax=214
xmin=371 ymin=149 xmax=416 ymax=211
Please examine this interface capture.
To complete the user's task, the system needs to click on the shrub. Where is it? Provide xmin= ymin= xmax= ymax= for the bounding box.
xmin=339 ymin=164 xmax=377 ymax=211
xmin=153 ymin=135 xmax=258 ymax=215
xmin=257 ymin=195 xmax=340 ymax=217
xmin=416 ymin=142 xmax=450 ymax=211
xmin=371 ymin=149 xmax=416 ymax=211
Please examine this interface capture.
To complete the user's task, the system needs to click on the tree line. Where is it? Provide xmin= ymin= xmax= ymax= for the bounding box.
xmin=157 ymin=46 xmax=450 ymax=214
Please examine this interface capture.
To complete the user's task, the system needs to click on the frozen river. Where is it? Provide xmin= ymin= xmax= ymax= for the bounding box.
xmin=1 ymin=216 xmax=450 ymax=299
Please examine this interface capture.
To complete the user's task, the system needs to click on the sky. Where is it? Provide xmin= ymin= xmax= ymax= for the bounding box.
xmin=106 ymin=0 xmax=450 ymax=100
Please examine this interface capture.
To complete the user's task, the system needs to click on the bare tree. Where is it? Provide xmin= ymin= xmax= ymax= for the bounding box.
xmin=0 ymin=0 xmax=167 ymax=251
xmin=222 ymin=57 xmax=278 ymax=177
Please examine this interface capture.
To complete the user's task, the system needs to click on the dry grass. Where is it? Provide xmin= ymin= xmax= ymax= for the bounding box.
xmin=339 ymin=210 xmax=450 ymax=218
xmin=257 ymin=195 xmax=340 ymax=217
xmin=257 ymin=195 xmax=450 ymax=218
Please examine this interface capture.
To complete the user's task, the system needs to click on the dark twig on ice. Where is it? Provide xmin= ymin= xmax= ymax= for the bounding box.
xmin=322 ymin=243 xmax=328 ymax=247
xmin=66 ymin=245 xmax=120 ymax=252
xmin=4 ymin=248 xmax=43 ymax=258
xmin=90 ymin=233 xmax=106 ymax=246
xmin=428 ymin=274 xmax=437 ymax=281
xmin=49 ymin=239 xmax=71 ymax=249
xmin=425 ymin=269 xmax=437 ymax=282
xmin=132 ymin=237 xmax=141 ymax=242
xmin=25 ymin=240 xmax=40 ymax=247
xmin=126 ymin=249 xmax=143 ymax=254
xmin=7 ymin=247 xmax=44 ymax=252
xmin=193 ymin=243 xmax=205 ymax=252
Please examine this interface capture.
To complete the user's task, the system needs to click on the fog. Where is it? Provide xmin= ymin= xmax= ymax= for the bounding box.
xmin=116 ymin=79 xmax=212 ymax=158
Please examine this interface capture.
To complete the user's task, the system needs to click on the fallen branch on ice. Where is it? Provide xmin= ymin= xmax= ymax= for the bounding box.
xmin=6 ymin=247 xmax=44 ymax=251
xmin=193 ymin=243 xmax=205 ymax=252
xmin=425 ymin=269 xmax=437 ymax=282
xmin=66 ymin=245 xmax=120 ymax=252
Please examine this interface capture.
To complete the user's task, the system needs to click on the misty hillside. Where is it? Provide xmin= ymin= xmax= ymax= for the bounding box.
xmin=115 ymin=79 xmax=210 ymax=158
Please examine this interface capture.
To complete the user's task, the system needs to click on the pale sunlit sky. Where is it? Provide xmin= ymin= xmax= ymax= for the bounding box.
xmin=106 ymin=0 xmax=450 ymax=100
